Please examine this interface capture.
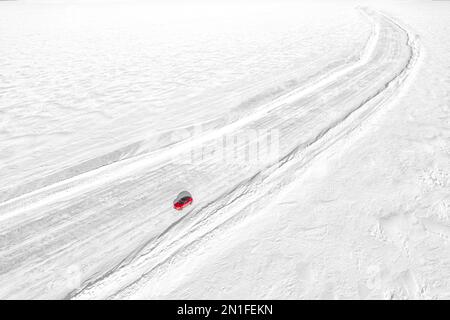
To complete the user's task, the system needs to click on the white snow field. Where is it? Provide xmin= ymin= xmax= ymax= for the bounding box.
xmin=0 ymin=0 xmax=448 ymax=299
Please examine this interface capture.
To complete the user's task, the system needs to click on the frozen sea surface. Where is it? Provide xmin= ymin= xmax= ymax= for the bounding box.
xmin=0 ymin=1 xmax=370 ymax=202
xmin=0 ymin=0 xmax=448 ymax=300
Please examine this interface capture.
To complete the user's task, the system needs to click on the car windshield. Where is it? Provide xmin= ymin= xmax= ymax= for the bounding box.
xmin=180 ymin=197 xmax=190 ymax=203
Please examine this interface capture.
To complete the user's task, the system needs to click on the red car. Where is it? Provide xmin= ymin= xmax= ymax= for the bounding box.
xmin=173 ymin=191 xmax=193 ymax=211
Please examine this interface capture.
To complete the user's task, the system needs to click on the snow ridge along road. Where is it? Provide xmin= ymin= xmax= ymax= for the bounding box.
xmin=0 ymin=8 xmax=420 ymax=299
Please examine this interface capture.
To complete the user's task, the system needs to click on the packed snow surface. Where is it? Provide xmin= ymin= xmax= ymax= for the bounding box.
xmin=0 ymin=0 xmax=449 ymax=299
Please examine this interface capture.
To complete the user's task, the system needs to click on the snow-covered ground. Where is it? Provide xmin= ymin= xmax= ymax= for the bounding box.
xmin=0 ymin=0 xmax=448 ymax=299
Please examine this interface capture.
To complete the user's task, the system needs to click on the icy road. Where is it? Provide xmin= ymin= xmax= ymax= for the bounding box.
xmin=0 ymin=1 xmax=448 ymax=299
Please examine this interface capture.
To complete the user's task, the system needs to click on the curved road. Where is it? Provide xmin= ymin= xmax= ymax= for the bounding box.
xmin=0 ymin=8 xmax=418 ymax=299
